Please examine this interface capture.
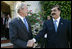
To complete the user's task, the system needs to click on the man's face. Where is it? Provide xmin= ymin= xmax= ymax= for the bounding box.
xmin=47 ymin=16 xmax=50 ymax=20
xmin=2 ymin=14 xmax=5 ymax=18
xmin=7 ymin=15 xmax=9 ymax=18
xmin=51 ymin=7 xmax=60 ymax=19
xmin=21 ymin=5 xmax=28 ymax=16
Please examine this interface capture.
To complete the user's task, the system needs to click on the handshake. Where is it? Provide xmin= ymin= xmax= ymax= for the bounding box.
xmin=27 ymin=39 xmax=35 ymax=48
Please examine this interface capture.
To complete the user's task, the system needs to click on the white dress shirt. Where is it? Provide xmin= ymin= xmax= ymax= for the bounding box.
xmin=6 ymin=18 xmax=11 ymax=28
xmin=18 ymin=15 xmax=25 ymax=24
xmin=3 ymin=18 xmax=5 ymax=25
xmin=53 ymin=17 xmax=61 ymax=28
xmin=18 ymin=15 xmax=29 ymax=31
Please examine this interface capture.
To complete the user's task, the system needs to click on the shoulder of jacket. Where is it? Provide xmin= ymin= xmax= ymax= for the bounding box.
xmin=9 ymin=17 xmax=19 ymax=24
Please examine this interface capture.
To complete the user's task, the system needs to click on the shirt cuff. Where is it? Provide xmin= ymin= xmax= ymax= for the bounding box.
xmin=32 ymin=38 xmax=36 ymax=43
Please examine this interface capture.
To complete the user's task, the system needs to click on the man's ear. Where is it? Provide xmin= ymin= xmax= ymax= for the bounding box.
xmin=19 ymin=9 xmax=22 ymax=13
xmin=59 ymin=11 xmax=61 ymax=14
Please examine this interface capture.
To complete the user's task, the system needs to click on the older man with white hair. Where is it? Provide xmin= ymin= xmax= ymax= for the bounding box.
xmin=9 ymin=2 xmax=33 ymax=48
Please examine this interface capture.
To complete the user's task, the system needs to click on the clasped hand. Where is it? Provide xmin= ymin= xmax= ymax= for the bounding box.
xmin=27 ymin=39 xmax=35 ymax=47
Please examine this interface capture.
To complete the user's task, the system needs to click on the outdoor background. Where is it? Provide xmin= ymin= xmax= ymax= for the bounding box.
xmin=1 ymin=1 xmax=71 ymax=48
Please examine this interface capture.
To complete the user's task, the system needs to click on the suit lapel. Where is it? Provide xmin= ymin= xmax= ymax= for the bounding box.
xmin=51 ymin=18 xmax=64 ymax=33
xmin=50 ymin=19 xmax=56 ymax=32
xmin=17 ymin=17 xmax=29 ymax=32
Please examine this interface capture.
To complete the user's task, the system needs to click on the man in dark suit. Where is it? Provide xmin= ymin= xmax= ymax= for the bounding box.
xmin=9 ymin=3 xmax=33 ymax=48
xmin=1 ymin=14 xmax=6 ymax=37
xmin=1 ymin=16 xmax=3 ymax=37
xmin=27 ymin=5 xmax=71 ymax=48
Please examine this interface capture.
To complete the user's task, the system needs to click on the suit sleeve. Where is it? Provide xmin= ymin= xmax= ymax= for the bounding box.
xmin=67 ymin=21 xmax=71 ymax=47
xmin=35 ymin=21 xmax=48 ymax=42
xmin=9 ymin=22 xmax=27 ymax=48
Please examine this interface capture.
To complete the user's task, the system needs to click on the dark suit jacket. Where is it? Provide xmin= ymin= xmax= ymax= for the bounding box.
xmin=9 ymin=17 xmax=33 ymax=48
xmin=1 ymin=17 xmax=6 ymax=35
xmin=35 ymin=18 xmax=71 ymax=48
xmin=1 ymin=17 xmax=3 ymax=35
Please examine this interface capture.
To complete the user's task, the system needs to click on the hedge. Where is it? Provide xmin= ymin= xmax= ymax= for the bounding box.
xmin=40 ymin=1 xmax=71 ymax=20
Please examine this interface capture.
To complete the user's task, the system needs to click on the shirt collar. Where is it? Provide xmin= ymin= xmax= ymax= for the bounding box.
xmin=53 ymin=16 xmax=60 ymax=22
xmin=18 ymin=14 xmax=25 ymax=20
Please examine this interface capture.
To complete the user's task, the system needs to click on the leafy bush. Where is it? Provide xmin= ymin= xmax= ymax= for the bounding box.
xmin=40 ymin=1 xmax=71 ymax=20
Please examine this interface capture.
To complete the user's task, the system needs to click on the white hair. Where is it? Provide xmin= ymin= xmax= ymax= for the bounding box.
xmin=17 ymin=2 xmax=26 ymax=13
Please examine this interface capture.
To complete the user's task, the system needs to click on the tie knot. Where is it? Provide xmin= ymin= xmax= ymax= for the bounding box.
xmin=54 ymin=20 xmax=57 ymax=22
xmin=24 ymin=18 xmax=26 ymax=22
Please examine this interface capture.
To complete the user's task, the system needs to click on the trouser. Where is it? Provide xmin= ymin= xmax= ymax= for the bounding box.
xmin=1 ymin=25 xmax=6 ymax=37
xmin=40 ymin=38 xmax=47 ymax=48
xmin=5 ymin=28 xmax=9 ymax=39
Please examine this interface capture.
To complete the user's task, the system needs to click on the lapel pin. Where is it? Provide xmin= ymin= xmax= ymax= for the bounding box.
xmin=61 ymin=23 xmax=63 ymax=24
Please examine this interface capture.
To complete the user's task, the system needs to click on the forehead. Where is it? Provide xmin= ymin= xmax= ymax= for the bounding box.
xmin=24 ymin=4 xmax=27 ymax=7
xmin=51 ymin=7 xmax=58 ymax=11
xmin=21 ymin=4 xmax=27 ymax=9
xmin=24 ymin=5 xmax=27 ymax=8
xmin=48 ymin=16 xmax=50 ymax=17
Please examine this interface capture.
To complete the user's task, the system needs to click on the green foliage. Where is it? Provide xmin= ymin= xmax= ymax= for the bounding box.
xmin=40 ymin=1 xmax=71 ymax=20
xmin=28 ymin=13 xmax=43 ymax=25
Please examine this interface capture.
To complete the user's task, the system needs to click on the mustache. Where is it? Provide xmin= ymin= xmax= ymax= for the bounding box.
xmin=51 ymin=13 xmax=56 ymax=16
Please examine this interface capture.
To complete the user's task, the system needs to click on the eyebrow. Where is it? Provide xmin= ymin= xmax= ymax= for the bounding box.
xmin=51 ymin=8 xmax=56 ymax=10
xmin=51 ymin=9 xmax=57 ymax=12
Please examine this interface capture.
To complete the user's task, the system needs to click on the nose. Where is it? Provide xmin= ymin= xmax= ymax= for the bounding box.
xmin=27 ymin=9 xmax=28 ymax=12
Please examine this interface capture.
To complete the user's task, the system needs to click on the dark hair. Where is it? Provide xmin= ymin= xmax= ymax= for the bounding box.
xmin=51 ymin=5 xmax=61 ymax=11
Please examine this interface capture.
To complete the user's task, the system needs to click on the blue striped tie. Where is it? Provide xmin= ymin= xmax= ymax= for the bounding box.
xmin=24 ymin=18 xmax=29 ymax=31
xmin=54 ymin=20 xmax=57 ymax=32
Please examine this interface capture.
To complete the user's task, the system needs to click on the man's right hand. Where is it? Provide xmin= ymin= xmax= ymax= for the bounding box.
xmin=27 ymin=39 xmax=35 ymax=47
